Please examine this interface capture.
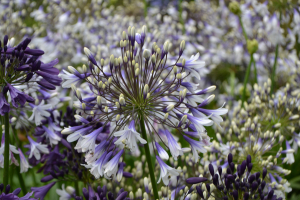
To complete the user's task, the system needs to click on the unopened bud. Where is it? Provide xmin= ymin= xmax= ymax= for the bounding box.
xmin=116 ymin=114 xmax=121 ymax=121
xmin=166 ymin=104 xmax=175 ymax=112
xmin=82 ymin=103 xmax=86 ymax=110
xmin=135 ymin=68 xmax=140 ymax=76
xmin=176 ymin=73 xmax=182 ymax=79
xmin=82 ymin=64 xmax=87 ymax=73
xmin=173 ymin=66 xmax=178 ymax=73
xmin=104 ymin=106 xmax=108 ymax=112
xmin=229 ymin=1 xmax=241 ymax=15
xmin=97 ymin=96 xmax=102 ymax=105
xmin=143 ymin=49 xmax=151 ymax=60
xmin=76 ymin=89 xmax=82 ymax=100
xmin=119 ymin=97 xmax=125 ymax=105
xmin=144 ymin=84 xmax=149 ymax=94
xmin=181 ymin=115 xmax=187 ymax=124
xmin=164 ymin=113 xmax=169 ymax=120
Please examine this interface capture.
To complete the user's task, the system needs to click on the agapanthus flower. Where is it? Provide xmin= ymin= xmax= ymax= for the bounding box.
xmin=185 ymin=153 xmax=283 ymax=200
xmin=61 ymin=26 xmax=227 ymax=183
xmin=0 ymin=183 xmax=37 ymax=200
xmin=31 ymin=182 xmax=56 ymax=200
xmin=0 ymin=35 xmax=61 ymax=115
xmin=27 ymin=136 xmax=49 ymax=160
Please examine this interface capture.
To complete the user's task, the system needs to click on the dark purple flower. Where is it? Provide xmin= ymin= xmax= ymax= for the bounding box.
xmin=7 ymin=83 xmax=34 ymax=107
xmin=31 ymin=182 xmax=56 ymax=200
xmin=186 ymin=177 xmax=208 ymax=184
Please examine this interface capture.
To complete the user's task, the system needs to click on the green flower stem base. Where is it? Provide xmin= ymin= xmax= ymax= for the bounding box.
xmin=139 ymin=114 xmax=159 ymax=200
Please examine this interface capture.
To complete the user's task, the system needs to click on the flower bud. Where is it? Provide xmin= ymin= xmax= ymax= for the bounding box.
xmin=98 ymin=81 xmax=103 ymax=88
xmin=68 ymin=66 xmax=77 ymax=74
xmin=116 ymin=114 xmax=121 ymax=121
xmin=143 ymin=49 xmax=151 ymax=60
xmin=163 ymin=41 xmax=169 ymax=52
xmin=100 ymin=58 xmax=104 ymax=66
xmin=151 ymin=55 xmax=156 ymax=63
xmin=119 ymin=97 xmax=125 ymax=105
xmin=229 ymin=1 xmax=241 ymax=15
xmin=173 ymin=66 xmax=178 ymax=73
xmin=71 ymin=84 xmax=77 ymax=92
xmin=124 ymin=56 xmax=128 ymax=63
xmin=144 ymin=84 xmax=149 ymax=94
xmin=120 ymin=40 xmax=124 ymax=48
xmin=182 ymin=89 xmax=187 ymax=98
xmin=247 ymin=39 xmax=258 ymax=54
xmin=110 ymin=55 xmax=115 ymax=64
xmin=182 ymin=59 xmax=186 ymax=67
xmin=116 ymin=102 xmax=120 ymax=108
xmin=181 ymin=115 xmax=187 ymax=124
xmin=135 ymin=68 xmax=140 ymax=76
xmin=82 ymin=103 xmax=86 ymax=110
xmin=66 ymin=186 xmax=75 ymax=195
xmin=108 ymin=77 xmax=112 ymax=84
xmin=166 ymin=104 xmax=175 ymax=112
xmin=82 ymin=64 xmax=87 ymax=73
xmin=76 ymin=89 xmax=82 ymax=100
xmin=180 ymin=40 xmax=185 ymax=51
xmin=131 ymin=27 xmax=136 ymax=37
xmin=164 ymin=113 xmax=169 ymax=120
xmin=176 ymin=73 xmax=182 ymax=79
xmin=122 ymin=31 xmax=127 ymax=40
xmin=97 ymin=96 xmax=102 ymax=105
xmin=104 ymin=106 xmax=108 ymax=112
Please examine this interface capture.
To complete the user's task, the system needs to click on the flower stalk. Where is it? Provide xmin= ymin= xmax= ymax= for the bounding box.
xmin=241 ymin=54 xmax=253 ymax=107
xmin=139 ymin=114 xmax=159 ymax=200
xmin=3 ymin=111 xmax=10 ymax=186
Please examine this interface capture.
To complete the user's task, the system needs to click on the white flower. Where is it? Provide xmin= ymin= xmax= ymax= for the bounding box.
xmin=19 ymin=148 xmax=31 ymax=173
xmin=27 ymin=136 xmax=49 ymax=160
xmin=56 ymin=184 xmax=73 ymax=200
xmin=114 ymin=120 xmax=147 ymax=153
xmin=156 ymin=156 xmax=180 ymax=185
xmin=28 ymin=100 xmax=52 ymax=125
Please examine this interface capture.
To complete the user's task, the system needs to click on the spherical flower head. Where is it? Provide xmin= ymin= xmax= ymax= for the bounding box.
xmin=62 ymin=26 xmax=227 ymax=181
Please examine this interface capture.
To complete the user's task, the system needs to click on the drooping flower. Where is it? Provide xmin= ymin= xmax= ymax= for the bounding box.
xmin=156 ymin=156 xmax=181 ymax=185
xmin=114 ymin=120 xmax=147 ymax=153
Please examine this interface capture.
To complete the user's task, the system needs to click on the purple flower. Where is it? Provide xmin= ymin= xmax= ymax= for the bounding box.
xmin=7 ymin=83 xmax=35 ymax=107
xmin=31 ymin=182 xmax=56 ymax=200
xmin=0 ymin=93 xmax=10 ymax=115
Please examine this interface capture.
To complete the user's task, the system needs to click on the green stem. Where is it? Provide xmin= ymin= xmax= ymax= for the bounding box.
xmin=16 ymin=166 xmax=27 ymax=195
xmin=241 ymin=54 xmax=254 ymax=107
xmin=271 ymin=44 xmax=279 ymax=94
xmin=139 ymin=114 xmax=159 ymax=200
xmin=253 ymin=60 xmax=258 ymax=84
xmin=238 ymin=16 xmax=248 ymax=40
xmin=143 ymin=0 xmax=147 ymax=17
xmin=74 ymin=181 xmax=79 ymax=196
xmin=229 ymin=71 xmax=235 ymax=107
xmin=179 ymin=0 xmax=185 ymax=34
xmin=3 ymin=112 xmax=10 ymax=187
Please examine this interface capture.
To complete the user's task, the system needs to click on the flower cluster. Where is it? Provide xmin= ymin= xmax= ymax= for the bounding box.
xmin=60 ymin=25 xmax=227 ymax=186
xmin=185 ymin=153 xmax=284 ymax=200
